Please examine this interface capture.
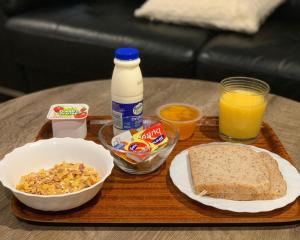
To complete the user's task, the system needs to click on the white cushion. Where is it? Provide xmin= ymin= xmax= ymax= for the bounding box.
xmin=134 ymin=0 xmax=285 ymax=34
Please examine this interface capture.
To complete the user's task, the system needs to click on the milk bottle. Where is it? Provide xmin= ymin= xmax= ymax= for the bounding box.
xmin=111 ymin=48 xmax=143 ymax=135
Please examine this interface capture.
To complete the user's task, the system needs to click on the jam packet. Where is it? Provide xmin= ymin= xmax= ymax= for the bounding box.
xmin=125 ymin=139 xmax=152 ymax=162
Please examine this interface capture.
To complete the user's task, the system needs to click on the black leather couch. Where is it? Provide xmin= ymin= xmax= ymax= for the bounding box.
xmin=0 ymin=0 xmax=299 ymax=101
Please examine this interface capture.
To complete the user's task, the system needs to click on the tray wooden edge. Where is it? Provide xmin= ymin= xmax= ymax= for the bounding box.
xmin=10 ymin=196 xmax=300 ymax=225
xmin=262 ymin=122 xmax=294 ymax=164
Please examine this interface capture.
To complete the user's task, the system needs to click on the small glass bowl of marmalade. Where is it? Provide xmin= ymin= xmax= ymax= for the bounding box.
xmin=156 ymin=103 xmax=201 ymax=140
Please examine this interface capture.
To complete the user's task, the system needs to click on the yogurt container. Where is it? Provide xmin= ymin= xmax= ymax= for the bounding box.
xmin=47 ymin=104 xmax=89 ymax=138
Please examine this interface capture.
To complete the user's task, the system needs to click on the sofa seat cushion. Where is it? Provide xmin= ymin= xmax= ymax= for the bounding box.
xmin=196 ymin=19 xmax=300 ymax=101
xmin=5 ymin=0 xmax=212 ymax=91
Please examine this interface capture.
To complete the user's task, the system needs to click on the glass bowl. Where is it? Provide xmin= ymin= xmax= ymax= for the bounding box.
xmin=98 ymin=116 xmax=179 ymax=174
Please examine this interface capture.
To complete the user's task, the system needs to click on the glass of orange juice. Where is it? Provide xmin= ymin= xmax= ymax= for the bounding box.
xmin=219 ymin=77 xmax=270 ymax=143
xmin=156 ymin=103 xmax=201 ymax=140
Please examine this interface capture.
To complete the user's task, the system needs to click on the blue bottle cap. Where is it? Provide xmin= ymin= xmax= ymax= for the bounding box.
xmin=115 ymin=48 xmax=139 ymax=61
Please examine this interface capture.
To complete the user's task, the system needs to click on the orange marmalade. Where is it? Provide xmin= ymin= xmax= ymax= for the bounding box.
xmin=157 ymin=103 xmax=201 ymax=140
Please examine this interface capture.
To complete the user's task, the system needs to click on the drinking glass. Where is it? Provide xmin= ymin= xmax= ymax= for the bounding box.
xmin=219 ymin=77 xmax=270 ymax=143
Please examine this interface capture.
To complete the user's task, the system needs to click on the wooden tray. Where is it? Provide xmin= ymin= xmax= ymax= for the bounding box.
xmin=11 ymin=116 xmax=300 ymax=225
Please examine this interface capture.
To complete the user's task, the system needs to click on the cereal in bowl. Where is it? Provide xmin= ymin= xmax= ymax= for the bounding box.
xmin=16 ymin=162 xmax=100 ymax=195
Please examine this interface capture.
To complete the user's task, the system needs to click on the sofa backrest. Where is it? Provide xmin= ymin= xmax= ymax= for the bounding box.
xmin=1 ymin=0 xmax=42 ymax=14
xmin=274 ymin=0 xmax=300 ymax=20
xmin=0 ymin=0 xmax=79 ymax=15
xmin=1 ymin=0 xmax=299 ymax=18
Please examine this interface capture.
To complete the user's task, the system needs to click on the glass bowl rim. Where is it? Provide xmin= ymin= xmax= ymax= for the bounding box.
xmin=98 ymin=116 xmax=179 ymax=156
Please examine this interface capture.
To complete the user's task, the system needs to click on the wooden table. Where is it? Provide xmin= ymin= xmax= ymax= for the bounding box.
xmin=0 ymin=78 xmax=300 ymax=240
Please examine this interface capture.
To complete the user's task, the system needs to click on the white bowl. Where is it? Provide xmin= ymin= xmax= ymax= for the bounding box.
xmin=0 ymin=138 xmax=114 ymax=211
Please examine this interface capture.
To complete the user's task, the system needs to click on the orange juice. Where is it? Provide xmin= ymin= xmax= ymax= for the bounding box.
xmin=157 ymin=103 xmax=201 ymax=140
xmin=219 ymin=89 xmax=267 ymax=140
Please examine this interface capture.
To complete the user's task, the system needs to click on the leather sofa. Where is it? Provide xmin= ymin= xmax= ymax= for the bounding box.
xmin=0 ymin=0 xmax=299 ymax=101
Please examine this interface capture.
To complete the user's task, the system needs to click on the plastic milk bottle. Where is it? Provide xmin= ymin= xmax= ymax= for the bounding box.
xmin=111 ymin=48 xmax=143 ymax=135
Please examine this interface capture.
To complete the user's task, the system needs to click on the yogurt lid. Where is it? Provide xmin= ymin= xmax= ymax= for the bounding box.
xmin=47 ymin=104 xmax=89 ymax=120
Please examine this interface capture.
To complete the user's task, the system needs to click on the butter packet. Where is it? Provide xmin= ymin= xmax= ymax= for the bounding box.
xmin=132 ymin=123 xmax=168 ymax=151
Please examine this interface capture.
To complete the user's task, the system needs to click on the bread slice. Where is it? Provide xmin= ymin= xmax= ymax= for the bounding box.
xmin=258 ymin=152 xmax=287 ymax=199
xmin=188 ymin=144 xmax=286 ymax=201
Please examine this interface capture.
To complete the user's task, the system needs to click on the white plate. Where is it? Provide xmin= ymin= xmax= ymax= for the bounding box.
xmin=169 ymin=142 xmax=300 ymax=213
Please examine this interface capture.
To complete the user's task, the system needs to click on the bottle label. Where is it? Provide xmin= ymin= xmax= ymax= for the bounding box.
xmin=112 ymin=100 xmax=143 ymax=130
